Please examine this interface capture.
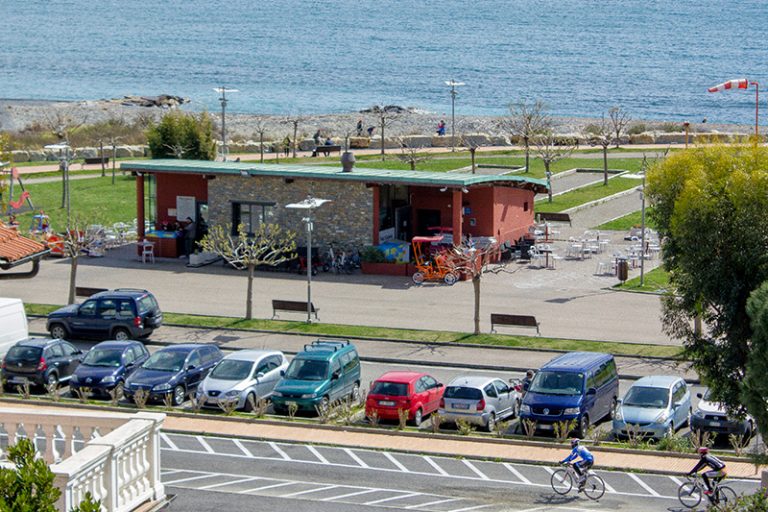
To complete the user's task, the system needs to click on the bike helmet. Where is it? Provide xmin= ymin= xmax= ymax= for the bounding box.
xmin=570 ymin=438 xmax=580 ymax=448
xmin=698 ymin=447 xmax=709 ymax=455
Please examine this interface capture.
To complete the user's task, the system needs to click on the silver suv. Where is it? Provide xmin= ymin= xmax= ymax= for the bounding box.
xmin=439 ymin=376 xmax=522 ymax=432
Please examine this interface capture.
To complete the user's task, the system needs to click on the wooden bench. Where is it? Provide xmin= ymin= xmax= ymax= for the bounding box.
xmin=83 ymin=156 xmax=110 ymax=165
xmin=75 ymin=286 xmax=108 ymax=298
xmin=537 ymin=212 xmax=572 ymax=226
xmin=313 ymin=145 xmax=341 ymax=156
xmin=490 ymin=313 xmax=540 ymax=335
xmin=272 ymin=299 xmax=319 ymax=320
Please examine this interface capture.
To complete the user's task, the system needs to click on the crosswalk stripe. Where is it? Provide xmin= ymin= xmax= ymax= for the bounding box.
xmin=196 ymin=436 xmax=214 ymax=454
xmin=160 ymin=433 xmax=178 ymax=450
xmin=238 ymin=481 xmax=296 ymax=494
xmin=320 ymin=489 xmax=378 ymax=501
xmin=281 ymin=484 xmax=339 ymax=498
xmin=627 ymin=472 xmax=660 ymax=497
xmin=462 ymin=460 xmax=489 ymax=480
xmin=232 ymin=439 xmax=253 ymax=457
xmin=424 ymin=456 xmax=449 ymax=476
xmin=344 ymin=448 xmax=369 ymax=468
xmin=384 ymin=452 xmax=410 ymax=472
xmin=365 ymin=492 xmax=420 ymax=505
xmin=669 ymin=476 xmax=684 ymax=486
xmin=306 ymin=446 xmax=328 ymax=464
xmin=164 ymin=474 xmax=216 ymax=486
xmin=198 ymin=477 xmax=260 ymax=490
xmin=503 ymin=463 xmax=531 ymax=484
xmin=268 ymin=442 xmax=290 ymax=460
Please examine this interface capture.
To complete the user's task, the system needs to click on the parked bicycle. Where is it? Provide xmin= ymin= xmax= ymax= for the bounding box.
xmin=550 ymin=462 xmax=605 ymax=500
xmin=678 ymin=473 xmax=737 ymax=509
xmin=323 ymin=243 xmax=359 ymax=275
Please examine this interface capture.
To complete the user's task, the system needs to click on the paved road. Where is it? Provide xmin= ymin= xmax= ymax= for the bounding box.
xmin=159 ymin=432 xmax=758 ymax=512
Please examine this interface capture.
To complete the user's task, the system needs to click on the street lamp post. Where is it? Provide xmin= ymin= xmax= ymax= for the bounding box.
xmin=45 ymin=143 xmax=72 ymax=229
xmin=286 ymin=196 xmax=332 ymax=323
xmin=625 ymin=165 xmax=648 ymax=286
xmin=213 ymin=87 xmax=239 ymax=161
xmin=445 ymin=80 xmax=465 ymax=152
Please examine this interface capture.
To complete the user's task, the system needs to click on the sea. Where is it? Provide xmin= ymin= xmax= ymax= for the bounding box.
xmin=0 ymin=0 xmax=765 ymax=124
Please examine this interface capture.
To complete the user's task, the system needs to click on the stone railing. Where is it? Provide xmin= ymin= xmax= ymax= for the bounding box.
xmin=0 ymin=407 xmax=165 ymax=512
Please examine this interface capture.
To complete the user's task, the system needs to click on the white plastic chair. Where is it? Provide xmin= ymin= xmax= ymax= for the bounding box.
xmin=140 ymin=242 xmax=155 ymax=264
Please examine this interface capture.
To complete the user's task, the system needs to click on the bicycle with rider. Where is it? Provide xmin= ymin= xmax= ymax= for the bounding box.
xmin=687 ymin=447 xmax=726 ymax=497
xmin=560 ymin=438 xmax=594 ymax=492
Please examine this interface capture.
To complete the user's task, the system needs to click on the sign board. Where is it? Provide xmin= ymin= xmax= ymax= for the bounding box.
xmin=379 ymin=227 xmax=395 ymax=243
xmin=176 ymin=196 xmax=196 ymax=222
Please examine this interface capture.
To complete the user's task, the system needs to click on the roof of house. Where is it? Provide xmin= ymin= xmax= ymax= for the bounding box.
xmin=120 ymin=159 xmax=549 ymax=193
xmin=0 ymin=222 xmax=49 ymax=269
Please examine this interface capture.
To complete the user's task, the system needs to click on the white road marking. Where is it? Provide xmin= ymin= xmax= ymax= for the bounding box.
xmin=320 ymin=489 xmax=378 ymax=501
xmin=232 ymin=439 xmax=253 ymax=458
xmin=344 ymin=448 xmax=369 ymax=468
xmin=197 ymin=476 xmax=260 ymax=490
xmin=669 ymin=476 xmax=684 ymax=487
xmin=306 ymin=445 xmax=328 ymax=465
xmin=164 ymin=473 xmax=216 ymax=486
xmin=599 ymin=476 xmax=617 ymax=494
xmin=424 ymin=456 xmax=449 ymax=476
xmin=503 ymin=463 xmax=531 ymax=484
xmin=196 ymin=436 xmax=214 ymax=454
xmin=447 ymin=504 xmax=494 ymax=512
xmin=384 ymin=451 xmax=410 ymax=472
xmin=627 ymin=472 xmax=661 ymax=497
xmin=281 ymin=484 xmax=340 ymax=498
xmin=239 ymin=481 xmax=296 ymax=494
xmin=462 ymin=460 xmax=489 ymax=480
xmin=268 ymin=442 xmax=290 ymax=461
xmin=160 ymin=433 xmax=178 ymax=450
xmin=405 ymin=498 xmax=461 ymax=509
xmin=365 ymin=492 xmax=421 ymax=505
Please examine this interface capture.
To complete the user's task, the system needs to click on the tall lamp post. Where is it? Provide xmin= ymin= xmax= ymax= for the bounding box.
xmin=45 ymin=143 xmax=72 ymax=230
xmin=213 ymin=87 xmax=239 ymax=161
xmin=445 ymin=80 xmax=465 ymax=152
xmin=286 ymin=196 xmax=332 ymax=323
xmin=625 ymin=164 xmax=647 ymax=286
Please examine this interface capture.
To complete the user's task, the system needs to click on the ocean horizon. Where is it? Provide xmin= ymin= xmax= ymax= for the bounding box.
xmin=1 ymin=0 xmax=765 ymax=125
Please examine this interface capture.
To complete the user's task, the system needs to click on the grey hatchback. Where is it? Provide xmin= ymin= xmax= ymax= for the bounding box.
xmin=439 ymin=376 xmax=522 ymax=432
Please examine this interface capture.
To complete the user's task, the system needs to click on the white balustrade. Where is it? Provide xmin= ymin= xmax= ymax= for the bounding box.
xmin=0 ymin=407 xmax=165 ymax=512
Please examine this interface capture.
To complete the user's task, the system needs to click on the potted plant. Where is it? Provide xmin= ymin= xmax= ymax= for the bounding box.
xmin=360 ymin=246 xmax=407 ymax=276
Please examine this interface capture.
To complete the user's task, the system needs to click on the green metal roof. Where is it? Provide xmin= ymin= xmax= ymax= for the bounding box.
xmin=120 ymin=159 xmax=548 ymax=192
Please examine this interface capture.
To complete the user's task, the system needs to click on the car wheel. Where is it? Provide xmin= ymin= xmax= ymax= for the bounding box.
xmin=412 ymin=408 xmax=423 ymax=427
xmin=50 ymin=324 xmax=68 ymax=340
xmin=351 ymin=383 xmax=361 ymax=404
xmin=244 ymin=392 xmax=256 ymax=412
xmin=411 ymin=272 xmax=425 ymax=285
xmin=608 ymin=398 xmax=618 ymax=421
xmin=47 ymin=373 xmax=59 ymax=388
xmin=112 ymin=381 xmax=125 ymax=400
xmin=512 ymin=399 xmax=521 ymax=419
xmin=318 ymin=396 xmax=330 ymax=416
xmin=172 ymin=385 xmax=186 ymax=406
xmin=664 ymin=423 xmax=674 ymax=438
xmin=112 ymin=328 xmax=130 ymax=341
xmin=485 ymin=412 xmax=496 ymax=432
xmin=577 ymin=414 xmax=589 ymax=438
xmin=444 ymin=273 xmax=458 ymax=285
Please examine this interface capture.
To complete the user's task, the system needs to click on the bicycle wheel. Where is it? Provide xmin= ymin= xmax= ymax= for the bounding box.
xmin=677 ymin=482 xmax=702 ymax=509
xmin=550 ymin=468 xmax=574 ymax=495
xmin=583 ymin=474 xmax=606 ymax=501
xmin=714 ymin=486 xmax=737 ymax=508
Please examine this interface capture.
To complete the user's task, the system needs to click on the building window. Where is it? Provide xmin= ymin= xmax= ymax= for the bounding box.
xmin=232 ymin=201 xmax=276 ymax=235
xmin=523 ymin=201 xmax=529 ymax=212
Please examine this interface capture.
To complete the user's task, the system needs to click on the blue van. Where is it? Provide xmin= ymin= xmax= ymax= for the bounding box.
xmin=519 ymin=352 xmax=619 ymax=436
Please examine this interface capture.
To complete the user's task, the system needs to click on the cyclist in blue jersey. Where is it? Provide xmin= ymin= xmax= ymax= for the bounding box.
xmin=560 ymin=438 xmax=594 ymax=491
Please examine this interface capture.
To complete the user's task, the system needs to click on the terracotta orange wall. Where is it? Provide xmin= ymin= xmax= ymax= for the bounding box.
xmin=493 ymin=187 xmax=536 ymax=243
xmin=155 ymin=173 xmax=209 ymax=224
xmin=410 ymin=187 xmax=454 ymax=227
xmin=461 ymin=188 xmax=495 ymax=238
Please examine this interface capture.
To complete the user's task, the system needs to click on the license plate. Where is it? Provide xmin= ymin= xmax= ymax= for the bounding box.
xmin=9 ymin=377 xmax=28 ymax=384
xmin=709 ymin=421 xmax=721 ymax=427
xmin=285 ymin=401 xmax=297 ymax=407
xmin=379 ymin=400 xmax=395 ymax=406
xmin=538 ymin=424 xmax=553 ymax=430
xmin=453 ymin=403 xmax=470 ymax=410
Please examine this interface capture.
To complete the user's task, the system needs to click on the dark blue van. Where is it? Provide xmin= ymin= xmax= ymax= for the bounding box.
xmin=519 ymin=352 xmax=619 ymax=436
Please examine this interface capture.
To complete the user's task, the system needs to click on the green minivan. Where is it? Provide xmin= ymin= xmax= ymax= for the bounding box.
xmin=272 ymin=339 xmax=361 ymax=414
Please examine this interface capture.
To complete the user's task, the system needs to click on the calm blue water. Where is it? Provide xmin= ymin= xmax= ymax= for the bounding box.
xmin=0 ymin=1 xmax=765 ymax=123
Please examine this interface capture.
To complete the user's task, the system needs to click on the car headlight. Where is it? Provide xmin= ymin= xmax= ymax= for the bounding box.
xmin=614 ymin=407 xmax=624 ymax=422
xmin=300 ymin=393 xmax=318 ymax=399
xmin=563 ymin=407 xmax=580 ymax=416
xmin=693 ymin=409 xmax=705 ymax=418
xmin=102 ymin=375 xmax=116 ymax=384
xmin=520 ymin=404 xmax=531 ymax=414
xmin=153 ymin=383 xmax=172 ymax=391
xmin=70 ymin=374 xmax=79 ymax=383
xmin=272 ymin=391 xmax=283 ymax=397
xmin=655 ymin=411 xmax=670 ymax=423
xmin=225 ymin=390 xmax=240 ymax=397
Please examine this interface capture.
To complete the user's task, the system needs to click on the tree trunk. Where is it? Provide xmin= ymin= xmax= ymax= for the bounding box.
xmin=603 ymin=145 xmax=609 ymax=185
xmin=259 ymin=133 xmax=264 ymax=163
xmin=524 ymin=137 xmax=530 ymax=173
xmin=68 ymin=255 xmax=78 ymax=305
xmin=470 ymin=147 xmax=476 ymax=174
xmin=246 ymin=263 xmax=254 ymax=320
xmin=380 ymin=118 xmax=386 ymax=160
xmin=60 ymin=161 xmax=66 ymax=208
xmin=100 ymin=141 xmax=105 ymax=177
xmin=292 ymin=123 xmax=298 ymax=159
xmin=546 ymin=162 xmax=553 ymax=203
xmin=473 ymin=274 xmax=481 ymax=335
xmin=410 ymin=160 xmax=416 ymax=171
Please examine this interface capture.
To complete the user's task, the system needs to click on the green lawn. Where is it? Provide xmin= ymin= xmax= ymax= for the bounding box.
xmin=535 ymin=177 xmax=638 ymax=213
xmin=24 ymin=303 xmax=682 ymax=358
xmin=615 ymin=266 xmax=670 ymax=293
xmin=596 ymin=208 xmax=657 ymax=231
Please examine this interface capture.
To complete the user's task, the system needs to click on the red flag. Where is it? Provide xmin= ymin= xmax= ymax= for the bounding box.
xmin=708 ymin=79 xmax=749 ymax=93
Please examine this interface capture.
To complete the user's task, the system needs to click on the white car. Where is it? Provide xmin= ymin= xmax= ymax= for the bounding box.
xmin=691 ymin=388 xmax=755 ymax=438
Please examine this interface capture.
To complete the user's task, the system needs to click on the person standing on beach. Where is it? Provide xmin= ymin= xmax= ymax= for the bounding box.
xmin=313 ymin=130 xmax=321 ymax=145
xmin=437 ymin=120 xmax=446 ymax=136
xmin=283 ymin=136 xmax=291 ymax=157
xmin=367 ymin=126 xmax=375 ymax=137
xmin=356 ymin=119 xmax=363 ymax=136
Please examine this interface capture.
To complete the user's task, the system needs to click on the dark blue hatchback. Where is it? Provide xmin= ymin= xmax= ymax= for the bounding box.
xmin=124 ymin=344 xmax=223 ymax=406
xmin=70 ymin=340 xmax=149 ymax=397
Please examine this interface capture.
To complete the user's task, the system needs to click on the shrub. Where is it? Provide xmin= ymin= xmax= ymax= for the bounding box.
xmin=628 ymin=123 xmax=647 ymax=135
xmin=360 ymin=246 xmax=386 ymax=263
xmin=0 ymin=438 xmax=60 ymax=511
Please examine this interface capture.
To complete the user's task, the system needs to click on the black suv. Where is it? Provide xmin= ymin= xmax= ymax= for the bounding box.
xmin=47 ymin=289 xmax=163 ymax=341
xmin=1 ymin=338 xmax=83 ymax=390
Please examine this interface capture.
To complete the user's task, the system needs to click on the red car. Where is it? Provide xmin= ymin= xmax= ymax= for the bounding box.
xmin=366 ymin=371 xmax=444 ymax=427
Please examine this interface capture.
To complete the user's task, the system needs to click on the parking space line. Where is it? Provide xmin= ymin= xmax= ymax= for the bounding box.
xmin=160 ymin=469 xmax=181 ymax=476
xmin=268 ymin=442 xmax=290 ymax=461
xmin=669 ymin=476 xmax=683 ymax=486
xmin=405 ymin=498 xmax=460 ymax=509
xmin=384 ymin=452 xmax=410 ymax=472
xmin=365 ymin=492 xmax=421 ymax=505
xmin=462 ymin=460 xmax=489 ymax=480
xmin=232 ymin=439 xmax=253 ymax=458
xmin=160 ymin=433 xmax=178 ymax=450
xmin=627 ymin=472 xmax=660 ymax=497
xmin=281 ymin=484 xmax=340 ymax=498
xmin=447 ymin=504 xmax=493 ymax=512
xmin=196 ymin=436 xmax=214 ymax=454
xmin=198 ymin=477 xmax=261 ymax=490
xmin=306 ymin=446 xmax=328 ymax=464
xmin=344 ymin=448 xmax=369 ymax=468
xmin=239 ymin=482 xmax=296 ymax=494
xmin=600 ymin=477 xmax=617 ymax=494
xmin=424 ymin=456 xmax=449 ymax=476
xmin=503 ymin=463 xmax=531 ymax=484
xmin=320 ymin=489 xmax=378 ymax=501
xmin=164 ymin=474 xmax=217 ymax=486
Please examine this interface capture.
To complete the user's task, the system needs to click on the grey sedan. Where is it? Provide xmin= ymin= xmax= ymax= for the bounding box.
xmin=196 ymin=350 xmax=288 ymax=411
xmin=439 ymin=376 xmax=521 ymax=432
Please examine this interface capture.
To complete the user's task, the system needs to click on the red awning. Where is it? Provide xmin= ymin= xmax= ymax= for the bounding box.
xmin=412 ymin=236 xmax=445 ymax=243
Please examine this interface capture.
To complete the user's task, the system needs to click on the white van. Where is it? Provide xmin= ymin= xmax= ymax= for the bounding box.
xmin=0 ymin=298 xmax=29 ymax=358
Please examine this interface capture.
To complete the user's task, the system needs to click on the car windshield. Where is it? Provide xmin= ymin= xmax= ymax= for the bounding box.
xmin=284 ymin=359 xmax=329 ymax=381
xmin=6 ymin=346 xmax=41 ymax=361
xmin=82 ymin=348 xmax=123 ymax=367
xmin=623 ymin=386 xmax=670 ymax=408
xmin=142 ymin=351 xmax=186 ymax=372
xmin=210 ymin=360 xmax=253 ymax=381
xmin=371 ymin=381 xmax=408 ymax=396
xmin=528 ymin=371 xmax=584 ymax=396
xmin=444 ymin=386 xmax=483 ymax=400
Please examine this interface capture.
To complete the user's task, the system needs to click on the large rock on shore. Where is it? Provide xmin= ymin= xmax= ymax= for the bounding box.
xmin=400 ymin=135 xmax=432 ymax=148
xmin=349 ymin=137 xmax=370 ymax=149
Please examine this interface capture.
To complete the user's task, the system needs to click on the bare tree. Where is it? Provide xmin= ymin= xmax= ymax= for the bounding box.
xmin=450 ymin=243 xmax=501 ymax=335
xmin=533 ymin=132 xmax=577 ymax=202
xmin=373 ymin=106 xmax=401 ymax=161
xmin=506 ymin=100 xmax=551 ymax=173
xmin=251 ymin=117 xmax=269 ymax=163
xmin=586 ymin=114 xmax=614 ymax=185
xmin=284 ymin=115 xmax=306 ymax=159
xmin=164 ymin=142 xmax=192 ymax=159
xmin=62 ymin=217 xmax=104 ymax=304
xmin=43 ymin=107 xmax=89 ymax=143
xmin=394 ymin=137 xmax=431 ymax=170
xmin=199 ymin=223 xmax=297 ymax=320
xmin=608 ymin=106 xmax=631 ymax=149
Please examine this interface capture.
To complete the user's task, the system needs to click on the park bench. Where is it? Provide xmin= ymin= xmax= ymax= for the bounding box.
xmin=272 ymin=299 xmax=319 ymax=320
xmin=83 ymin=156 xmax=110 ymax=165
xmin=75 ymin=286 xmax=108 ymax=298
xmin=490 ymin=313 xmax=540 ymax=335
xmin=313 ymin=145 xmax=341 ymax=157
xmin=537 ymin=212 xmax=572 ymax=226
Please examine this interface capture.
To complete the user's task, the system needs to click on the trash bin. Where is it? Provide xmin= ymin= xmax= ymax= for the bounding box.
xmin=617 ymin=259 xmax=629 ymax=282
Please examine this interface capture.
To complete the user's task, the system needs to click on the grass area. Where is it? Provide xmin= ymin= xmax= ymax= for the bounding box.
xmin=25 ymin=303 xmax=682 ymax=358
xmin=13 ymin=175 xmax=137 ymax=231
xmin=615 ymin=266 xmax=671 ymax=293
xmin=535 ymin=177 xmax=638 ymax=213
xmin=596 ymin=208 xmax=657 ymax=231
